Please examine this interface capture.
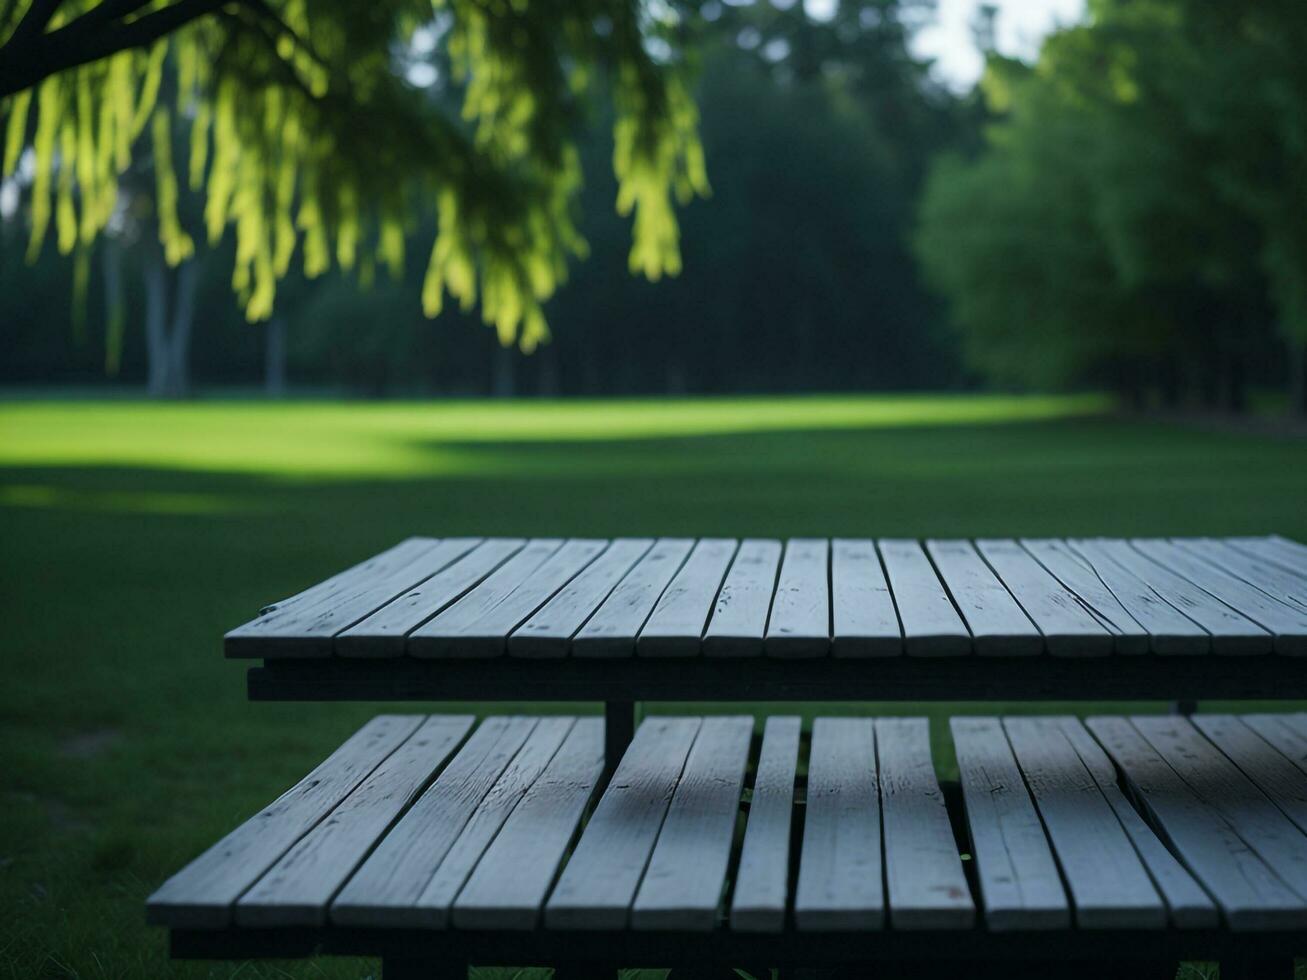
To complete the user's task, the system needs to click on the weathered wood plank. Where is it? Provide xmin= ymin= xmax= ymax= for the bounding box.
xmin=1053 ymin=716 xmax=1218 ymax=929
xmin=225 ymin=538 xmax=482 ymax=658
xmin=1021 ymin=538 xmax=1150 ymax=654
xmin=1190 ymin=714 xmax=1307 ymax=837
xmin=235 ymin=715 xmax=474 ymax=927
xmin=632 ymin=716 xmax=754 ymax=930
xmin=252 ymin=537 xmax=440 ymax=619
xmin=1241 ymin=714 xmax=1307 ymax=778
xmin=730 ymin=716 xmax=801 ymax=932
xmin=876 ymin=717 xmax=973 ymax=929
xmin=702 ymin=539 xmax=782 ymax=658
xmin=830 ymin=539 xmax=901 ymax=657
xmin=452 ymin=718 xmax=605 ymax=930
xmin=146 ymin=714 xmax=432 ymax=928
xmin=794 ymin=717 xmax=883 ymax=930
xmin=330 ymin=716 xmax=538 ymax=925
xmin=408 ymin=539 xmax=607 ymax=657
xmin=975 ymin=539 xmax=1111 ymax=656
xmin=1172 ymin=539 xmax=1307 ymax=614
xmin=878 ymin=539 xmax=970 ymax=657
xmin=545 ymin=717 xmax=702 ymax=928
xmin=926 ymin=540 xmax=1042 ymax=656
xmin=1228 ymin=536 xmax=1307 ymax=578
xmin=572 ymin=539 xmax=695 ymax=657
xmin=765 ymin=538 xmax=831 ymax=658
xmin=1071 ymin=539 xmax=1270 ymax=655
xmin=335 ymin=539 xmax=526 ymax=657
xmin=638 ymin=539 xmax=738 ymax=657
xmin=950 ymin=716 xmax=1067 ymax=930
xmin=1086 ymin=716 xmax=1307 ymax=930
xmin=1003 ymin=716 xmax=1164 ymax=928
xmin=1132 ymin=539 xmax=1307 ymax=655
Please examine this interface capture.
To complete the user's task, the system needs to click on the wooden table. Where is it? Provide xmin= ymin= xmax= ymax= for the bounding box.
xmin=227 ymin=535 xmax=1307 ymax=766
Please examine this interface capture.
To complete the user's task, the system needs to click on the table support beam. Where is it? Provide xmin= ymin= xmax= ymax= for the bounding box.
xmin=604 ymin=700 xmax=635 ymax=776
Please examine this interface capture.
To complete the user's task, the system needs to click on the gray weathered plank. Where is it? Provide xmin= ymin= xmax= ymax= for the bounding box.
xmin=545 ymin=717 xmax=702 ymax=928
xmin=1172 ymin=539 xmax=1307 ymax=614
xmin=408 ymin=539 xmax=606 ymax=657
xmin=1054 ymin=716 xmax=1218 ymax=929
xmin=1003 ymin=717 xmax=1165 ymax=928
xmin=830 ymin=539 xmax=901 ymax=657
xmin=976 ymin=539 xmax=1111 ymax=656
xmin=1191 ymin=714 xmax=1307 ymax=838
xmin=335 ymin=538 xmax=526 ymax=657
xmin=146 ymin=714 xmax=432 ymax=928
xmin=225 ymin=538 xmax=481 ymax=657
xmin=452 ymin=718 xmax=605 ymax=930
xmin=1072 ymin=539 xmax=1269 ymax=655
xmin=1241 ymin=714 xmax=1307 ymax=779
xmin=235 ymin=715 xmax=474 ymax=926
xmin=702 ymin=539 xmax=782 ymax=657
xmin=1132 ymin=539 xmax=1307 ymax=655
xmin=510 ymin=539 xmax=655 ymax=657
xmin=794 ymin=717 xmax=883 ymax=930
xmin=730 ymin=716 xmax=801 ymax=932
xmin=330 ymin=716 xmax=538 ymax=925
xmin=573 ymin=539 xmax=695 ymax=657
xmin=1228 ymin=536 xmax=1307 ymax=578
xmin=926 ymin=540 xmax=1042 ymax=656
xmin=765 ymin=538 xmax=831 ymax=657
xmin=876 ymin=717 xmax=974 ymax=929
xmin=632 ymin=716 xmax=755 ymax=930
xmin=253 ymin=537 xmax=440 ymax=620
xmin=638 ymin=539 xmax=738 ymax=657
xmin=412 ymin=717 xmax=577 ymax=926
xmin=1086 ymin=716 xmax=1307 ymax=930
xmin=1020 ymin=538 xmax=1150 ymax=654
xmin=950 ymin=716 xmax=1067 ymax=930
xmin=878 ymin=539 xmax=971 ymax=657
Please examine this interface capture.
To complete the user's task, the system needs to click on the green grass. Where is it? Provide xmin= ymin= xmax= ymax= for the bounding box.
xmin=3 ymin=393 xmax=1307 ymax=980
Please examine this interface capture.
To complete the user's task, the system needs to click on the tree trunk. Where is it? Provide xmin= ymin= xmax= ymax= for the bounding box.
xmin=265 ymin=315 xmax=287 ymax=398
xmin=102 ymin=240 xmax=126 ymax=375
xmin=166 ymin=260 xmax=198 ymax=398
xmin=1291 ymin=338 xmax=1307 ymax=417
xmin=144 ymin=248 xmax=169 ymax=397
xmin=142 ymin=248 xmax=199 ymax=398
xmin=493 ymin=344 xmax=516 ymax=398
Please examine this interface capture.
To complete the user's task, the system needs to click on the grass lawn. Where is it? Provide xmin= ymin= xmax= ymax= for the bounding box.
xmin=3 ymin=392 xmax=1307 ymax=980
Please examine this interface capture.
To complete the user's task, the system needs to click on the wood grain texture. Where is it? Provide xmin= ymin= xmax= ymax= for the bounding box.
xmin=794 ymin=717 xmax=883 ymax=930
xmin=252 ymin=538 xmax=440 ymax=620
xmin=572 ymin=538 xmax=695 ymax=657
xmin=876 ymin=717 xmax=974 ymax=929
xmin=545 ymin=717 xmax=702 ymax=928
xmin=951 ymin=716 xmax=1068 ymax=930
xmin=1228 ymin=536 xmax=1307 ymax=578
xmin=1241 ymin=713 xmax=1307 ymax=778
xmin=927 ymin=540 xmax=1041 ymax=656
xmin=638 ymin=539 xmax=738 ymax=657
xmin=632 ymin=716 xmax=754 ymax=930
xmin=146 ymin=714 xmax=430 ymax=928
xmin=1172 ymin=539 xmax=1307 ymax=614
xmin=878 ymin=539 xmax=970 ymax=657
xmin=1190 ymin=714 xmax=1307 ymax=837
xmin=730 ymin=716 xmax=801 ymax=932
xmin=702 ymin=539 xmax=782 ymax=658
xmin=1021 ymin=538 xmax=1150 ymax=654
xmin=452 ymin=718 xmax=604 ymax=930
xmin=830 ymin=538 xmax=901 ymax=657
xmin=765 ymin=538 xmax=831 ymax=657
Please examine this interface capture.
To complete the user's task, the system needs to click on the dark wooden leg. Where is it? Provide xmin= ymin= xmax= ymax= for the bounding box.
xmin=604 ymin=699 xmax=635 ymax=776
xmin=380 ymin=958 xmax=465 ymax=980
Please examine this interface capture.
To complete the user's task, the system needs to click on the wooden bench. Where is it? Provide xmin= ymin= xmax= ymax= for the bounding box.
xmin=150 ymin=711 xmax=1307 ymax=978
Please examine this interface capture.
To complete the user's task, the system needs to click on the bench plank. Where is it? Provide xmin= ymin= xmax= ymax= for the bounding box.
xmin=1133 ymin=539 xmax=1307 ymax=655
xmin=1087 ymin=716 xmax=1307 ymax=929
xmin=878 ymin=539 xmax=970 ymax=657
xmin=876 ymin=717 xmax=974 ymax=929
xmin=546 ymin=717 xmax=702 ymax=928
xmin=1190 ymin=714 xmax=1307 ymax=837
xmin=765 ymin=538 xmax=831 ymax=657
xmin=452 ymin=718 xmax=605 ymax=930
xmin=830 ymin=539 xmax=902 ymax=657
xmin=330 ymin=716 xmax=538 ymax=925
xmin=335 ymin=539 xmax=526 ymax=657
xmin=976 ymin=539 xmax=1111 ymax=656
xmin=632 ymin=716 xmax=755 ymax=930
xmin=225 ymin=538 xmax=481 ymax=657
xmin=702 ymin=539 xmax=782 ymax=657
xmin=146 ymin=714 xmax=431 ymax=928
xmin=1020 ymin=539 xmax=1150 ymax=654
xmin=1053 ymin=716 xmax=1218 ymax=929
xmin=1173 ymin=539 xmax=1307 ymax=614
xmin=638 ymin=539 xmax=738 ymax=657
xmin=794 ymin=717 xmax=883 ymax=930
xmin=1228 ymin=536 xmax=1307 ymax=578
xmin=951 ymin=716 xmax=1067 ymax=930
xmin=1241 ymin=713 xmax=1307 ymax=778
xmin=1003 ymin=716 xmax=1165 ymax=928
xmin=572 ymin=539 xmax=695 ymax=657
xmin=927 ymin=540 xmax=1042 ymax=656
xmin=235 ymin=714 xmax=474 ymax=926
xmin=730 ymin=716 xmax=801 ymax=932
xmin=510 ymin=539 xmax=655 ymax=657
